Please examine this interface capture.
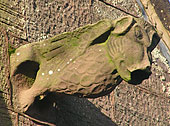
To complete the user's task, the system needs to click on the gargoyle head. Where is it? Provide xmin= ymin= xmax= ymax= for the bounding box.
xmin=107 ymin=16 xmax=160 ymax=83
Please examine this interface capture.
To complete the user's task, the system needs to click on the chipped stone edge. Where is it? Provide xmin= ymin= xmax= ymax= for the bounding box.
xmin=140 ymin=0 xmax=170 ymax=51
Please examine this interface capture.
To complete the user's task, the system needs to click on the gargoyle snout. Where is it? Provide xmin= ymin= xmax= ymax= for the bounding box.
xmin=140 ymin=55 xmax=151 ymax=72
xmin=129 ymin=67 xmax=151 ymax=84
xmin=128 ymin=51 xmax=151 ymax=73
xmin=128 ymin=56 xmax=152 ymax=84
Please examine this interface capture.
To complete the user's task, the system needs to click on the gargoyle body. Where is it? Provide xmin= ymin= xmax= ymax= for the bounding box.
xmin=10 ymin=16 xmax=160 ymax=112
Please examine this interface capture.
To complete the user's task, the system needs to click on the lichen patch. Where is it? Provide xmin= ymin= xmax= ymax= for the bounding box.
xmin=16 ymin=52 xmax=20 ymax=56
xmin=49 ymin=70 xmax=53 ymax=75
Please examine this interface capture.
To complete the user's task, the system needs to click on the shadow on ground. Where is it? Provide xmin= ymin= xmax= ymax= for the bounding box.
xmin=26 ymin=93 xmax=117 ymax=126
xmin=0 ymin=92 xmax=12 ymax=126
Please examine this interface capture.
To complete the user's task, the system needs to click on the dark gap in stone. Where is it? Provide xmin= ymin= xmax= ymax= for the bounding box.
xmin=128 ymin=68 xmax=152 ymax=85
xmin=148 ymin=32 xmax=160 ymax=52
xmin=89 ymin=27 xmax=114 ymax=46
xmin=14 ymin=60 xmax=40 ymax=79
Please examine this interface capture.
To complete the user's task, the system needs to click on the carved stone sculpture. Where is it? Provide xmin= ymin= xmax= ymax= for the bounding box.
xmin=10 ymin=16 xmax=160 ymax=112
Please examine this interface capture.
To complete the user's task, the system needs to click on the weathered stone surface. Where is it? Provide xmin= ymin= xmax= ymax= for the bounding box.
xmin=1 ymin=0 xmax=169 ymax=126
xmin=150 ymin=0 xmax=170 ymax=31
xmin=10 ymin=16 xmax=160 ymax=112
xmin=140 ymin=0 xmax=170 ymax=51
xmin=0 ymin=0 xmax=26 ymax=125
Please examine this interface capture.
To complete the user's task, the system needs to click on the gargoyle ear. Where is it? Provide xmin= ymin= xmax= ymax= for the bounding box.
xmin=115 ymin=59 xmax=131 ymax=82
xmin=112 ymin=16 xmax=134 ymax=35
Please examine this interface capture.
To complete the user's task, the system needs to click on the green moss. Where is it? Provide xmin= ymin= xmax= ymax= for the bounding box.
xmin=70 ymin=37 xmax=79 ymax=46
xmin=105 ymin=47 xmax=114 ymax=64
xmin=26 ymin=77 xmax=35 ymax=88
xmin=8 ymin=44 xmax=16 ymax=56
xmin=116 ymin=18 xmax=128 ymax=26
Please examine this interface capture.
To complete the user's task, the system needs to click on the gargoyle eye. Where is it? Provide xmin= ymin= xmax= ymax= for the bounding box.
xmin=135 ymin=26 xmax=143 ymax=40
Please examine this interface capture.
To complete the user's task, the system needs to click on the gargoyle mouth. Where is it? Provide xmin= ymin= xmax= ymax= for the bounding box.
xmin=128 ymin=67 xmax=152 ymax=84
xmin=13 ymin=60 xmax=40 ymax=80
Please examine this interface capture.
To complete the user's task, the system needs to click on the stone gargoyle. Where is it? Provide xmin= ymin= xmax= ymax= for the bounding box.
xmin=10 ymin=16 xmax=160 ymax=112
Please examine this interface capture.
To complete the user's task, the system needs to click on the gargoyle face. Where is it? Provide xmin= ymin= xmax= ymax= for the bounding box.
xmin=107 ymin=17 xmax=160 ymax=82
